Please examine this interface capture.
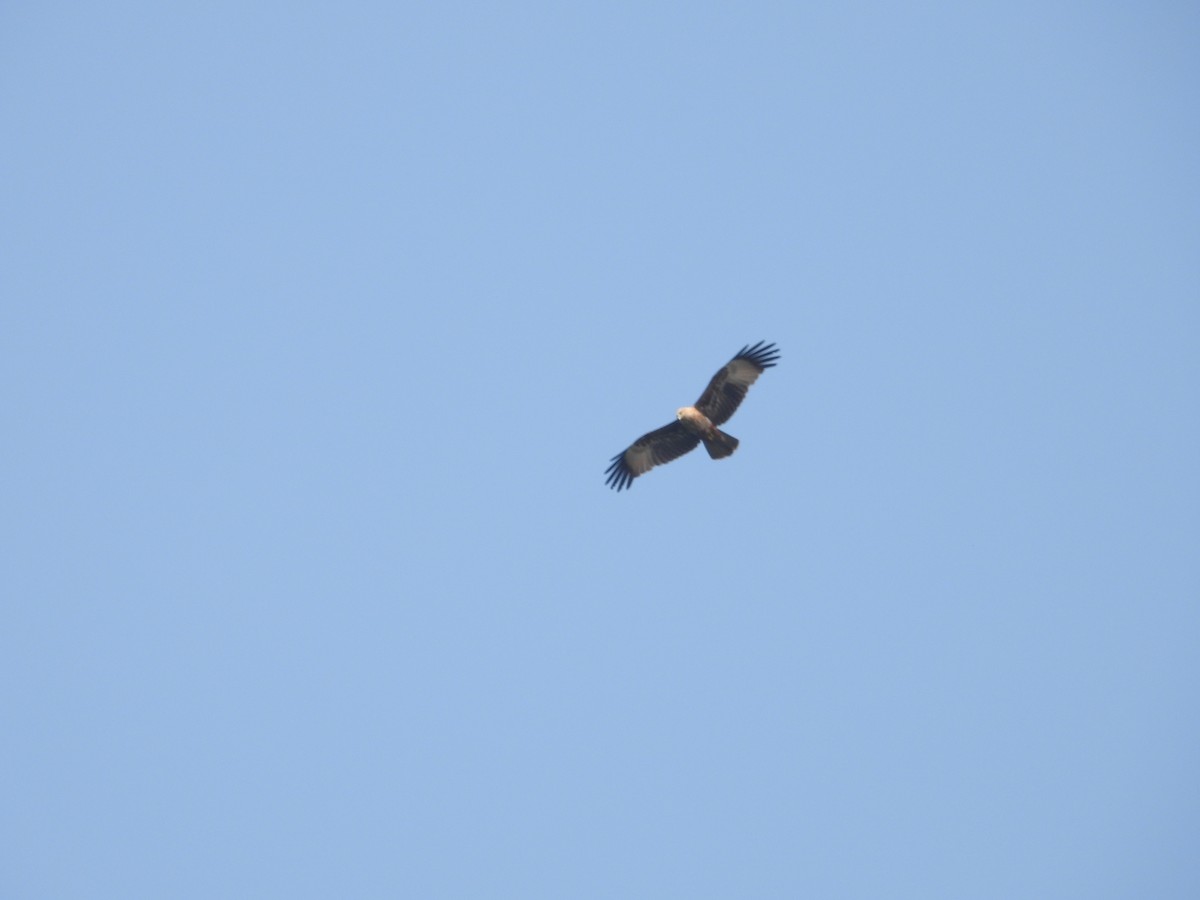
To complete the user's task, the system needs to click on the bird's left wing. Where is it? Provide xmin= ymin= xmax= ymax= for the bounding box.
xmin=605 ymin=421 xmax=701 ymax=491
xmin=693 ymin=340 xmax=780 ymax=426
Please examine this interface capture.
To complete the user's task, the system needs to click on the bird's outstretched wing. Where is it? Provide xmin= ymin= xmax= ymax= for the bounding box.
xmin=604 ymin=422 xmax=701 ymax=491
xmin=693 ymin=340 xmax=780 ymax=426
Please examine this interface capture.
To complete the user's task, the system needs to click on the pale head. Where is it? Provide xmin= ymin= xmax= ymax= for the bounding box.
xmin=675 ymin=406 xmax=712 ymax=431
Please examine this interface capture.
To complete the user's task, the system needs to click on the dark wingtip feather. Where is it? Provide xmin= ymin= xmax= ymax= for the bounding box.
xmin=733 ymin=340 xmax=780 ymax=369
xmin=604 ymin=454 xmax=634 ymax=491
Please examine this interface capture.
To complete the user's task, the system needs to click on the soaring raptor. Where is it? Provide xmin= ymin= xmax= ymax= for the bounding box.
xmin=605 ymin=341 xmax=780 ymax=491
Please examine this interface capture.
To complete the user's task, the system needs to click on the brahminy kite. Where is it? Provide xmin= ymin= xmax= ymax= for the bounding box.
xmin=605 ymin=341 xmax=780 ymax=491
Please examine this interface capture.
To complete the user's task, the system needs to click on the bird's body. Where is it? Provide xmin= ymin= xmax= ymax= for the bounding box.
xmin=675 ymin=406 xmax=738 ymax=459
xmin=605 ymin=341 xmax=779 ymax=491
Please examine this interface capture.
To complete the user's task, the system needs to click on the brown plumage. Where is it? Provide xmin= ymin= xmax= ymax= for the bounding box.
xmin=605 ymin=341 xmax=780 ymax=491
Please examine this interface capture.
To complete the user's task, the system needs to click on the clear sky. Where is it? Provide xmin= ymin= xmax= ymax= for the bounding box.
xmin=3 ymin=2 xmax=1198 ymax=897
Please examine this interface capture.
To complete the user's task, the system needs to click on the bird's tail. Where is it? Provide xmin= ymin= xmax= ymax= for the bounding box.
xmin=703 ymin=428 xmax=739 ymax=460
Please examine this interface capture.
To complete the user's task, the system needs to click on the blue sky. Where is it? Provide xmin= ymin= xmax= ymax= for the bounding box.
xmin=3 ymin=2 xmax=1198 ymax=897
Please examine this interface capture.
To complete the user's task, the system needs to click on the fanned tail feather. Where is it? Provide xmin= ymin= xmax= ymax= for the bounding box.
xmin=703 ymin=429 xmax=739 ymax=459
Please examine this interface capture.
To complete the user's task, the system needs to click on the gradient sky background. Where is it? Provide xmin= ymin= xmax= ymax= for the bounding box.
xmin=3 ymin=2 xmax=1198 ymax=897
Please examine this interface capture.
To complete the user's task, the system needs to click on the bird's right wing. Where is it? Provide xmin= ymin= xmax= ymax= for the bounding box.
xmin=605 ymin=421 xmax=701 ymax=491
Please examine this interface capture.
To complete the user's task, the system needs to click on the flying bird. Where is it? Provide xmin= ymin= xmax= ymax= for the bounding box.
xmin=605 ymin=340 xmax=780 ymax=491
